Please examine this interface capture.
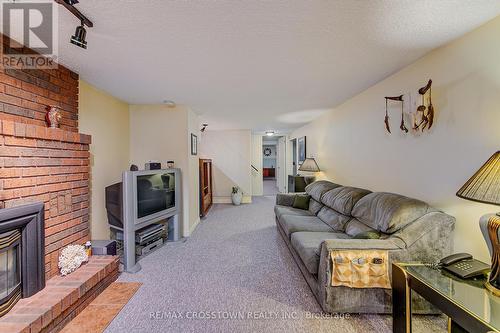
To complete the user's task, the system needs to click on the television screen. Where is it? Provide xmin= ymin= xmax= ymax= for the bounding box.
xmin=105 ymin=182 xmax=123 ymax=228
xmin=136 ymin=172 xmax=175 ymax=218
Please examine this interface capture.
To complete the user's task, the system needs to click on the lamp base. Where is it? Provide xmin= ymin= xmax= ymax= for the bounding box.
xmin=484 ymin=214 xmax=500 ymax=295
xmin=485 ymin=280 xmax=500 ymax=296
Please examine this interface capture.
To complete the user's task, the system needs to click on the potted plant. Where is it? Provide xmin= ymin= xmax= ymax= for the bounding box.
xmin=231 ymin=186 xmax=243 ymax=205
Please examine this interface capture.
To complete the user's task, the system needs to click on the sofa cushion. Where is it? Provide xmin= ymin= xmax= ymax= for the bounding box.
xmin=291 ymin=232 xmax=351 ymax=274
xmin=278 ymin=215 xmax=333 ymax=238
xmin=274 ymin=205 xmax=313 ymax=220
xmin=351 ymin=192 xmax=436 ymax=233
xmin=321 ymin=186 xmax=372 ymax=215
xmin=305 ymin=180 xmax=341 ymax=202
xmin=316 ymin=206 xmax=352 ymax=231
xmin=308 ymin=198 xmax=324 ymax=215
xmin=344 ymin=219 xmax=377 ymax=237
xmin=276 ymin=193 xmax=296 ymax=207
xmin=292 ymin=194 xmax=311 ymax=210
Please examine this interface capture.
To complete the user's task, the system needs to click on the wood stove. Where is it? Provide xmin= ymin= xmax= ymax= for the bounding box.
xmin=0 ymin=229 xmax=21 ymax=316
xmin=0 ymin=203 xmax=45 ymax=317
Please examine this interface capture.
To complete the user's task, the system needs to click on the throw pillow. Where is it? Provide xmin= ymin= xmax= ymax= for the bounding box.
xmin=352 ymin=231 xmax=381 ymax=239
xmin=293 ymin=194 xmax=311 ymax=210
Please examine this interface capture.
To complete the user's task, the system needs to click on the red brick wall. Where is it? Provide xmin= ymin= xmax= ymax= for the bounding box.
xmin=1 ymin=34 xmax=79 ymax=132
xmin=0 ymin=33 xmax=91 ymax=279
xmin=0 ymin=120 xmax=91 ymax=278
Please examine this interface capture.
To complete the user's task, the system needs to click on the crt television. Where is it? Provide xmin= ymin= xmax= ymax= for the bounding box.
xmin=105 ymin=168 xmax=181 ymax=228
xmin=105 ymin=168 xmax=181 ymax=272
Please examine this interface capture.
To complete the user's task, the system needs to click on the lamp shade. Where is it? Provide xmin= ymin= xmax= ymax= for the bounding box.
xmin=299 ymin=158 xmax=320 ymax=172
xmin=456 ymin=151 xmax=500 ymax=206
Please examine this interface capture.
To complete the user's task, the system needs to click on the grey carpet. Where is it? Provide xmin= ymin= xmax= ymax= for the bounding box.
xmin=263 ymin=179 xmax=279 ymax=196
xmin=106 ymin=196 xmax=447 ymax=333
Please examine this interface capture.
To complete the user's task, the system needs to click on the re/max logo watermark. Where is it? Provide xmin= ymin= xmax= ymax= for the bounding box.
xmin=1 ymin=0 xmax=58 ymax=69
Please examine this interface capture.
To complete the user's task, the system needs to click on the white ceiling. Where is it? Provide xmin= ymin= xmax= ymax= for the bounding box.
xmin=56 ymin=1 xmax=500 ymax=131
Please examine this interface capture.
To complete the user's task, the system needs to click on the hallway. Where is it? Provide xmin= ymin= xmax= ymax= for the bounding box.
xmin=263 ymin=179 xmax=279 ymax=196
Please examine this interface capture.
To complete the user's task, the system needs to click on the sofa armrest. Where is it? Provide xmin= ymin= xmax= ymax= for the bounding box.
xmin=276 ymin=193 xmax=296 ymax=207
xmin=316 ymin=238 xmax=406 ymax=310
xmin=390 ymin=211 xmax=455 ymax=249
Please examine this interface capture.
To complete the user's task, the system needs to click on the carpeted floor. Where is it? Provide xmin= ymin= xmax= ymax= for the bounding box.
xmin=106 ymin=196 xmax=447 ymax=333
xmin=263 ymin=179 xmax=279 ymax=196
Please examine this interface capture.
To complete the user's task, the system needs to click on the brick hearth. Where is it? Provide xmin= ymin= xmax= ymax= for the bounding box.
xmin=0 ymin=256 xmax=119 ymax=333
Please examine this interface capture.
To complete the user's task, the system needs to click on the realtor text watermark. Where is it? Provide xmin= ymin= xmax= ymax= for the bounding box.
xmin=1 ymin=0 xmax=58 ymax=69
xmin=149 ymin=311 xmax=351 ymax=321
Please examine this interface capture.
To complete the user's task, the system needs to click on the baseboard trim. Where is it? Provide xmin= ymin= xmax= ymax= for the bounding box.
xmin=213 ymin=196 xmax=252 ymax=204
xmin=213 ymin=198 xmax=230 ymax=204
xmin=189 ymin=217 xmax=201 ymax=234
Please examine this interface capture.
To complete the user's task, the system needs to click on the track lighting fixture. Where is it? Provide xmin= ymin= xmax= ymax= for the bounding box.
xmin=201 ymin=124 xmax=208 ymax=132
xmin=70 ymin=23 xmax=87 ymax=49
xmin=55 ymin=0 xmax=93 ymax=49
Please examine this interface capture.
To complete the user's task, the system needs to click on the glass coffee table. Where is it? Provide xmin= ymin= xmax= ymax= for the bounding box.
xmin=392 ymin=263 xmax=500 ymax=333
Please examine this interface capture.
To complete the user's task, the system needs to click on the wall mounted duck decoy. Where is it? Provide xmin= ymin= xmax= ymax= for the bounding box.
xmin=384 ymin=95 xmax=406 ymax=134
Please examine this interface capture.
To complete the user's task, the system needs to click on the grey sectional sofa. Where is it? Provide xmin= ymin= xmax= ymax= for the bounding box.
xmin=275 ymin=180 xmax=455 ymax=314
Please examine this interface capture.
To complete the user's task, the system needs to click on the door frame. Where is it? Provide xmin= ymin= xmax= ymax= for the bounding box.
xmin=277 ymin=136 xmax=287 ymax=193
xmin=290 ymin=138 xmax=297 ymax=176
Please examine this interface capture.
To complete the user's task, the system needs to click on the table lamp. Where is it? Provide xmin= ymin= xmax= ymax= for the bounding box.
xmin=298 ymin=158 xmax=320 ymax=173
xmin=456 ymin=151 xmax=500 ymax=294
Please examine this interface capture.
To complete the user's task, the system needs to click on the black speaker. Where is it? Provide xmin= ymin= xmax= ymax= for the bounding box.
xmin=145 ymin=162 xmax=161 ymax=170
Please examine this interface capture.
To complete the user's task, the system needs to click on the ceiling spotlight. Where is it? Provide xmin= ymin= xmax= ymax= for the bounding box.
xmin=63 ymin=0 xmax=79 ymax=5
xmin=70 ymin=23 xmax=87 ymax=49
xmin=163 ymin=100 xmax=176 ymax=107
xmin=265 ymin=131 xmax=275 ymax=136
xmin=201 ymin=124 xmax=208 ymax=132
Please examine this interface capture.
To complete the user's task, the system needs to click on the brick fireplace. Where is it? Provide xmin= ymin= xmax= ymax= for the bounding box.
xmin=0 ymin=33 xmax=91 ymax=280
xmin=0 ymin=35 xmax=120 ymax=333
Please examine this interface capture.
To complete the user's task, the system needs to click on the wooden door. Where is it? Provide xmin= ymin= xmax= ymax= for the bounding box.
xmin=199 ymin=159 xmax=213 ymax=217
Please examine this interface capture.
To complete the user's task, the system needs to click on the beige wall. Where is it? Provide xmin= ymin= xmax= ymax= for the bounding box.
xmin=291 ymin=16 xmax=500 ymax=262
xmin=129 ymin=105 xmax=200 ymax=236
xmin=187 ymin=110 xmax=201 ymax=233
xmin=200 ymin=130 xmax=253 ymax=203
xmin=78 ymin=80 xmax=130 ymax=240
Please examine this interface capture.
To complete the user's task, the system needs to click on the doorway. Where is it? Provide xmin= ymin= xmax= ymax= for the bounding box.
xmin=261 ymin=135 xmax=287 ymax=195
xmin=262 ymin=136 xmax=278 ymax=195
